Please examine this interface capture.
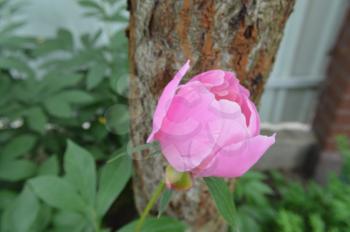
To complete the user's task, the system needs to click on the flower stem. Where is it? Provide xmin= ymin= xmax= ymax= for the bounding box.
xmin=135 ymin=181 xmax=165 ymax=232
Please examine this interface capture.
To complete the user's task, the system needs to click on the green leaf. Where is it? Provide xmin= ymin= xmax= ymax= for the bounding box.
xmin=0 ymin=190 xmax=16 ymax=210
xmin=0 ymin=57 xmax=34 ymax=78
xmin=57 ymin=28 xmax=74 ymax=51
xmin=96 ymin=155 xmax=131 ymax=216
xmin=112 ymin=31 xmax=128 ymax=49
xmin=87 ymin=63 xmax=106 ymax=90
xmin=64 ymin=140 xmax=96 ymax=207
xmin=0 ymin=77 xmax=11 ymax=99
xmin=1 ymin=134 xmax=36 ymax=160
xmin=10 ymin=186 xmax=40 ymax=232
xmin=204 ymin=177 xmax=237 ymax=228
xmin=30 ymin=204 xmax=52 ymax=232
xmin=56 ymin=90 xmax=94 ymax=104
xmin=0 ymin=36 xmax=36 ymax=48
xmin=235 ymin=173 xmax=272 ymax=207
xmin=89 ymin=122 xmax=108 ymax=142
xmin=33 ymin=28 xmax=73 ymax=56
xmin=114 ymin=75 xmax=129 ymax=97
xmin=1 ymin=205 xmax=12 ymax=232
xmin=0 ymin=160 xmax=37 ymax=181
xmin=50 ymin=224 xmax=88 ymax=232
xmin=26 ymin=107 xmax=47 ymax=133
xmin=29 ymin=176 xmax=86 ymax=212
xmin=246 ymin=181 xmax=273 ymax=195
xmin=158 ymin=189 xmax=172 ymax=218
xmin=276 ymin=209 xmax=304 ymax=232
xmin=105 ymin=104 xmax=129 ymax=135
xmin=237 ymin=214 xmax=261 ymax=232
xmin=118 ymin=217 xmax=186 ymax=232
xmin=44 ymin=95 xmax=72 ymax=118
xmin=309 ymin=214 xmax=325 ymax=232
xmin=38 ymin=155 xmax=59 ymax=176
xmin=53 ymin=210 xmax=85 ymax=228
xmin=42 ymin=73 xmax=83 ymax=93
xmin=44 ymin=90 xmax=93 ymax=117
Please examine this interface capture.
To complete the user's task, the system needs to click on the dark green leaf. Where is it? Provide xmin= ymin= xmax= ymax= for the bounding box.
xmin=96 ymin=155 xmax=131 ymax=216
xmin=56 ymin=90 xmax=94 ymax=104
xmin=1 ymin=204 xmax=12 ymax=232
xmin=236 ymin=210 xmax=261 ymax=232
xmin=52 ymin=210 xmax=85 ymax=228
xmin=276 ymin=210 xmax=304 ymax=232
xmin=64 ymin=140 xmax=96 ymax=207
xmin=158 ymin=188 xmax=172 ymax=218
xmin=309 ymin=214 xmax=325 ymax=232
xmin=118 ymin=217 xmax=186 ymax=232
xmin=112 ymin=31 xmax=128 ymax=49
xmin=26 ymin=107 xmax=47 ymax=133
xmin=0 ymin=57 xmax=34 ymax=78
xmin=0 ymin=36 xmax=36 ymax=48
xmin=57 ymin=28 xmax=74 ymax=51
xmin=44 ymin=95 xmax=72 ymax=118
xmin=204 ymin=177 xmax=237 ymax=228
xmin=105 ymin=104 xmax=129 ymax=135
xmin=0 ymin=190 xmax=16 ymax=210
xmin=30 ymin=204 xmax=52 ymax=232
xmin=1 ymin=134 xmax=36 ymax=160
xmin=33 ymin=29 xmax=73 ymax=56
xmin=38 ymin=155 xmax=59 ymax=176
xmin=42 ymin=73 xmax=83 ymax=93
xmin=29 ymin=176 xmax=86 ymax=212
xmin=87 ymin=63 xmax=106 ymax=90
xmin=10 ymin=186 xmax=40 ymax=232
xmin=0 ymin=160 xmax=37 ymax=181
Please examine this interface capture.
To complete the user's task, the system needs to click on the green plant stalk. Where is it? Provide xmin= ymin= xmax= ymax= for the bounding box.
xmin=135 ymin=181 xmax=165 ymax=232
xmin=87 ymin=207 xmax=101 ymax=232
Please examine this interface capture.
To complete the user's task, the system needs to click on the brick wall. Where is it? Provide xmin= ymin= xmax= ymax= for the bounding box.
xmin=313 ymin=10 xmax=350 ymax=151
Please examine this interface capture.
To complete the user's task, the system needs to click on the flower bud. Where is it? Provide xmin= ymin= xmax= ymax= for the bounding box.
xmin=165 ymin=165 xmax=192 ymax=191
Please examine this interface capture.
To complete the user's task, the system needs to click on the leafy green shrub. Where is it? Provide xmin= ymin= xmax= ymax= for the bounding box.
xmin=2 ymin=140 xmax=131 ymax=231
xmin=233 ymin=135 xmax=350 ymax=232
xmin=0 ymin=0 xmax=135 ymax=231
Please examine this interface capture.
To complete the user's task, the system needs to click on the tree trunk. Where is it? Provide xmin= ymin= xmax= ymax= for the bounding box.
xmin=128 ymin=0 xmax=295 ymax=231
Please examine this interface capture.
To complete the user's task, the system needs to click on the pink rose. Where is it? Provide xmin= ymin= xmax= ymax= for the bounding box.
xmin=147 ymin=60 xmax=275 ymax=178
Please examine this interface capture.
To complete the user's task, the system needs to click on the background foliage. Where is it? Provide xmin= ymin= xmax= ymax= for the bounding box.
xmin=0 ymin=0 xmax=135 ymax=231
xmin=233 ymin=136 xmax=350 ymax=232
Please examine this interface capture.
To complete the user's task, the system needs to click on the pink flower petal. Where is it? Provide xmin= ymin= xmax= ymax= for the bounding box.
xmin=195 ymin=134 xmax=276 ymax=178
xmin=157 ymin=83 xmax=217 ymax=171
xmin=160 ymin=135 xmax=216 ymax=172
xmin=190 ymin=70 xmax=226 ymax=88
xmin=207 ymin=99 xmax=249 ymax=147
xmin=247 ymin=100 xmax=260 ymax=136
xmin=147 ymin=60 xmax=190 ymax=143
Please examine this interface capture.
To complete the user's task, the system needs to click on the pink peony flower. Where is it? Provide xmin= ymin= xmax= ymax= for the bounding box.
xmin=147 ymin=60 xmax=275 ymax=178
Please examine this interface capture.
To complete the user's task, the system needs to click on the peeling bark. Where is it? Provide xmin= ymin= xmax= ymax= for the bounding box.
xmin=128 ymin=0 xmax=295 ymax=231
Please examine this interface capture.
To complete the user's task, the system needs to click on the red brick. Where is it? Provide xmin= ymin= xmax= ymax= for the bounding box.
xmin=312 ymin=9 xmax=350 ymax=151
xmin=334 ymin=113 xmax=350 ymax=125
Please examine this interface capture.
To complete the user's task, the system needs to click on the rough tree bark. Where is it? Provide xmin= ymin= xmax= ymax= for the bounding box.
xmin=128 ymin=0 xmax=295 ymax=231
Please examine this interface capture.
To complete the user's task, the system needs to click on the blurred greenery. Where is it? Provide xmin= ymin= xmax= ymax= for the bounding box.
xmin=1 ymin=0 xmax=350 ymax=232
xmin=232 ymin=135 xmax=350 ymax=232
xmin=0 ymin=0 xmax=137 ymax=231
